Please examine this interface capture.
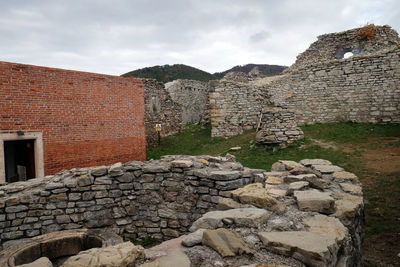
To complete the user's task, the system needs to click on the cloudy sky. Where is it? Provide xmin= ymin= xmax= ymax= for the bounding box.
xmin=1 ymin=0 xmax=399 ymax=75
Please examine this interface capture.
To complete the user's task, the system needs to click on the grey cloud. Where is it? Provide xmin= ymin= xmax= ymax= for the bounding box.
xmin=0 ymin=0 xmax=399 ymax=74
xmin=250 ymin=31 xmax=270 ymax=43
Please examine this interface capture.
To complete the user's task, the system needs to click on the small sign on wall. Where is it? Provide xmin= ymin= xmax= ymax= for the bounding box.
xmin=155 ymin=124 xmax=162 ymax=132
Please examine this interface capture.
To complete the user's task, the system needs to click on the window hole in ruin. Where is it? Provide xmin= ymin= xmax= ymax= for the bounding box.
xmin=335 ymin=47 xmax=354 ymax=59
xmin=344 ymin=52 xmax=354 ymax=59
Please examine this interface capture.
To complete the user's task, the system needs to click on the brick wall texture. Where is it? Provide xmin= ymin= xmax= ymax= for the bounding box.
xmin=0 ymin=61 xmax=146 ymax=175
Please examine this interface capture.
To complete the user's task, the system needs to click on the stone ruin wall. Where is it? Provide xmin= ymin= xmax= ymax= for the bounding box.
xmin=0 ymin=155 xmax=261 ymax=247
xmin=208 ymin=73 xmax=303 ymax=146
xmin=0 ymin=156 xmax=364 ymax=266
xmin=143 ymin=79 xmax=211 ymax=146
xmin=165 ymin=79 xmax=211 ymax=125
xmin=209 ymin=77 xmax=266 ymax=138
xmin=256 ymin=106 xmax=304 ymax=145
xmin=209 ymin=25 xmax=400 ymax=138
xmin=267 ymin=46 xmax=400 ymax=125
xmin=142 ymin=79 xmax=182 ymax=146
xmin=288 ymin=25 xmax=400 ymax=71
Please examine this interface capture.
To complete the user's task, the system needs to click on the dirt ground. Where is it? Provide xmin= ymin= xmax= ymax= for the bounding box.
xmin=312 ymin=137 xmax=400 ymax=266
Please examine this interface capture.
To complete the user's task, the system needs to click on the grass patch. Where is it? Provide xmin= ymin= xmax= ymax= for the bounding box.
xmin=147 ymin=123 xmax=363 ymax=171
xmin=363 ymin=171 xmax=400 ymax=235
xmin=302 ymin=122 xmax=400 ymax=144
xmin=147 ymin=124 xmax=254 ymax=161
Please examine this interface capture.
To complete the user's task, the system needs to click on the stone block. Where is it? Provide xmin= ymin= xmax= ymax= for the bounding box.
xmin=190 ymin=208 xmax=270 ymax=231
xmin=294 ymin=190 xmax=335 ymax=214
xmin=210 ymin=171 xmax=242 ymax=181
xmin=258 ymin=231 xmax=339 ymax=266
xmin=215 ymin=179 xmax=244 ymax=191
xmin=231 ymin=183 xmax=284 ymax=213
xmin=202 ymin=228 xmax=252 ymax=257
xmin=90 ymin=166 xmax=108 ymax=177
xmin=61 ymin=242 xmax=144 ymax=267
xmin=171 ymin=160 xmax=193 ymax=168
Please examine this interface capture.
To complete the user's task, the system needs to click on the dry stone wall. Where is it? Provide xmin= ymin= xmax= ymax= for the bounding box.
xmin=209 ymin=25 xmax=400 ymax=133
xmin=0 ymin=158 xmax=364 ymax=266
xmin=143 ymin=79 xmax=211 ymax=146
xmin=0 ymin=155 xmax=263 ymax=248
xmin=256 ymin=106 xmax=304 ymax=145
xmin=209 ymin=76 xmax=266 ymax=138
xmin=289 ymin=25 xmax=400 ymax=71
xmin=267 ymin=46 xmax=400 ymax=124
xmin=181 ymin=159 xmax=364 ymax=266
xmin=165 ymin=79 xmax=211 ymax=125
xmin=142 ymin=79 xmax=182 ymax=146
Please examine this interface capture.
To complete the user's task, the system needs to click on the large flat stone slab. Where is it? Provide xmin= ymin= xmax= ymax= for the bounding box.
xmin=231 ymin=183 xmax=285 ymax=213
xmin=289 ymin=181 xmax=309 ymax=191
xmin=144 ymin=236 xmax=185 ymax=260
xmin=303 ymin=215 xmax=348 ymax=243
xmin=339 ymin=183 xmax=362 ymax=195
xmin=140 ymin=248 xmax=190 ymax=267
xmin=61 ymin=241 xmax=144 ymax=267
xmin=312 ymin=165 xmax=343 ymax=174
xmin=299 ymin=159 xmax=332 ymax=166
xmin=332 ymin=193 xmax=363 ymax=222
xmin=216 ymin=198 xmax=247 ymax=210
xmin=210 ymin=170 xmax=242 ymax=181
xmin=171 ymin=160 xmax=193 ymax=168
xmin=189 ymin=208 xmax=270 ymax=232
xmin=284 ymin=174 xmax=316 ymax=183
xmin=266 ymin=176 xmax=284 ymax=185
xmin=279 ymin=160 xmax=304 ymax=170
xmin=294 ymin=190 xmax=335 ymax=214
xmin=332 ymin=171 xmax=359 ymax=182
xmin=258 ymin=231 xmax=339 ymax=266
xmin=202 ymin=228 xmax=252 ymax=257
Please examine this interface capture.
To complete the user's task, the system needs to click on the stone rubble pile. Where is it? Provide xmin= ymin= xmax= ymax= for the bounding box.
xmin=175 ymin=159 xmax=363 ymax=267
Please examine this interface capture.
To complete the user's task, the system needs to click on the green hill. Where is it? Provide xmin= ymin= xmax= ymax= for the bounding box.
xmin=122 ymin=64 xmax=215 ymax=83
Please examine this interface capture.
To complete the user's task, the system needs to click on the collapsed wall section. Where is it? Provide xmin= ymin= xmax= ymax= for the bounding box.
xmin=289 ymin=25 xmax=400 ymax=71
xmin=209 ymin=25 xmax=400 ymax=132
xmin=0 ymin=61 xmax=146 ymax=176
xmin=267 ymin=47 xmax=400 ymax=124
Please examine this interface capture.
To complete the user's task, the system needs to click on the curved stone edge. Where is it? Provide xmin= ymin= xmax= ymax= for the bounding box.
xmin=0 ymin=229 xmax=123 ymax=267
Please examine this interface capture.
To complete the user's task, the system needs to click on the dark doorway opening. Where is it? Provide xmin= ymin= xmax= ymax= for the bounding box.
xmin=4 ymin=139 xmax=35 ymax=183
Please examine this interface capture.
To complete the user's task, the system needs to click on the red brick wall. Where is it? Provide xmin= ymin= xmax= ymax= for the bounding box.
xmin=0 ymin=61 xmax=146 ymax=175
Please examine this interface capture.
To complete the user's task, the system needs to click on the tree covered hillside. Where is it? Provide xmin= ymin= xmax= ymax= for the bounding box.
xmin=213 ymin=64 xmax=287 ymax=78
xmin=122 ymin=64 xmax=215 ymax=83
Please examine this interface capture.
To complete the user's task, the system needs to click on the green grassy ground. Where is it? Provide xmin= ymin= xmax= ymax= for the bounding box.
xmin=147 ymin=123 xmax=363 ymax=170
xmin=147 ymin=122 xmax=400 ymax=265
